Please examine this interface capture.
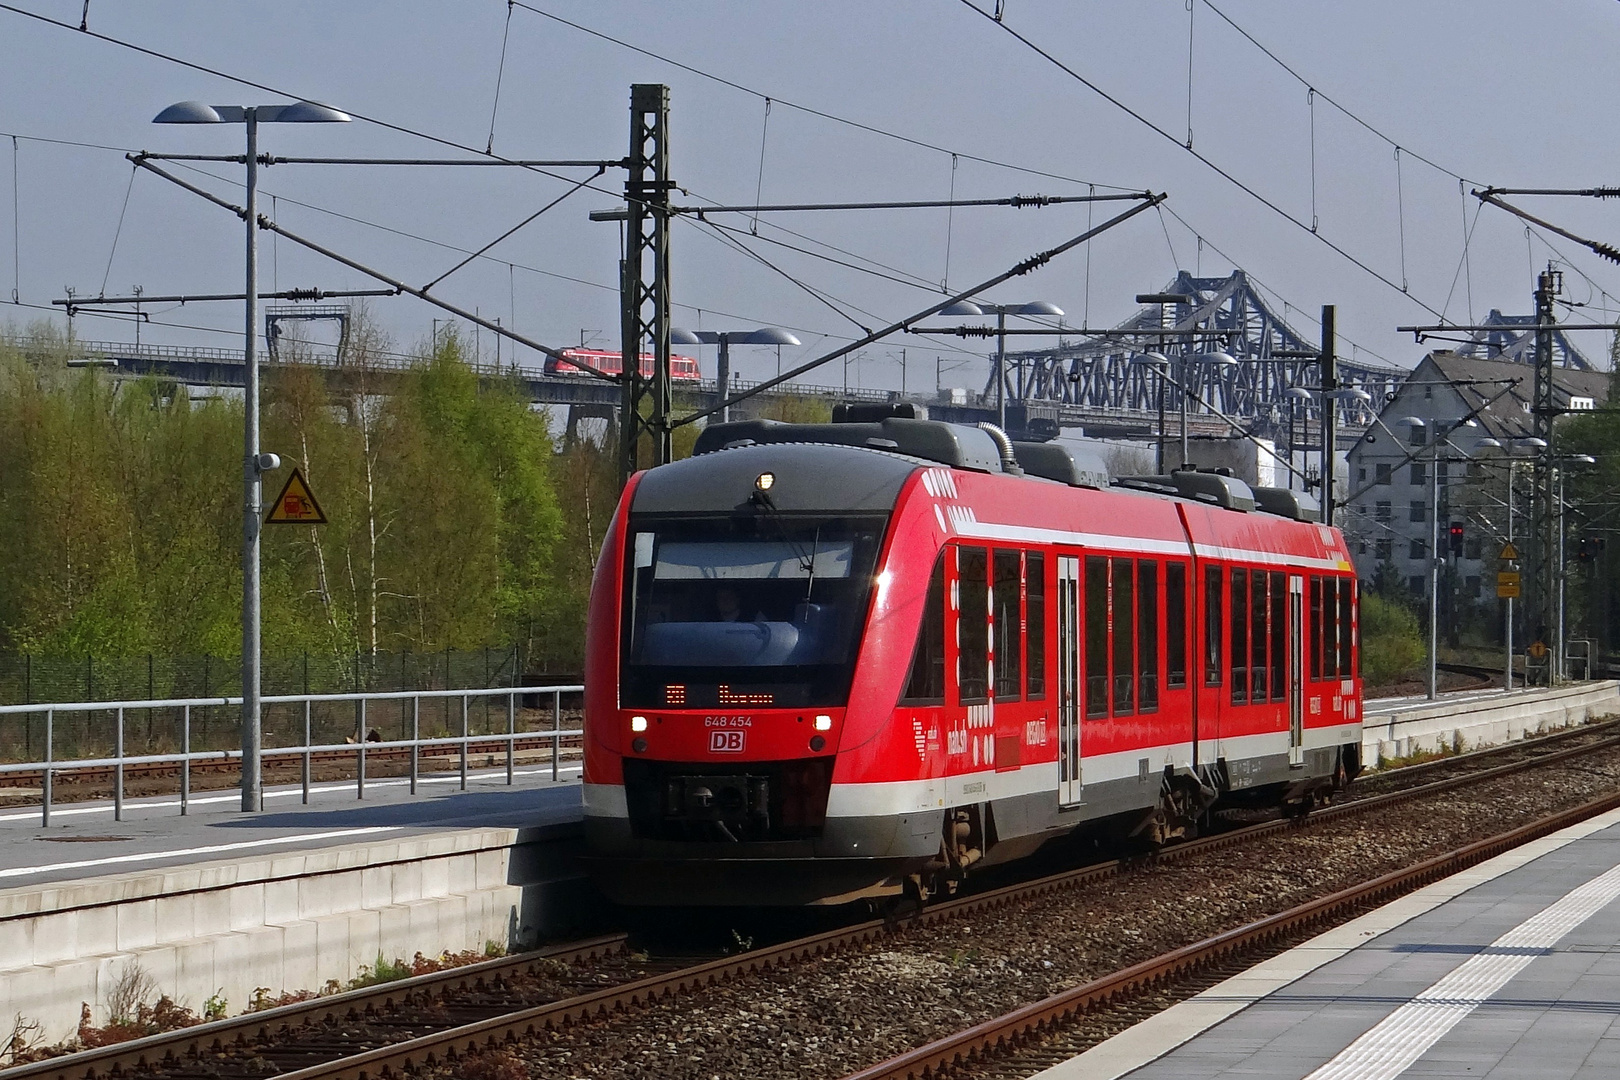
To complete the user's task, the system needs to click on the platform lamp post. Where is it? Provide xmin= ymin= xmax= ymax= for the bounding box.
xmin=1285 ymin=385 xmax=1373 ymax=504
xmin=671 ymin=327 xmax=801 ymax=423
xmin=154 ymin=100 xmax=352 ymax=812
xmin=1129 ymin=350 xmax=1238 ymax=474
xmin=1136 ymin=293 xmax=1193 ymax=471
xmin=1475 ymin=436 xmax=1546 ymax=689
xmin=1400 ymin=415 xmax=1480 ymax=700
xmin=941 ymin=300 xmax=1064 ymax=431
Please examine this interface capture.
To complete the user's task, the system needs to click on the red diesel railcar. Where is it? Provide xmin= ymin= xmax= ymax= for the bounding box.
xmin=581 ymin=413 xmax=1363 ymax=906
xmin=544 ymin=347 xmax=701 ymax=381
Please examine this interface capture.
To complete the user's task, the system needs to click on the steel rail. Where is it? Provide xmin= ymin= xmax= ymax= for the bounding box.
xmin=841 ymin=787 xmax=1620 ymax=1080
xmin=13 ymin=724 xmax=1617 ymax=1080
xmin=0 ymin=935 xmax=628 ymax=1080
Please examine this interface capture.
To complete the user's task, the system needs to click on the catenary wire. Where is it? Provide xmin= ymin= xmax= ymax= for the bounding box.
xmin=508 ymin=0 xmax=1141 ymax=193
xmin=97 ymin=164 xmax=137 ymax=297
xmin=954 ymin=0 xmax=1448 ymax=320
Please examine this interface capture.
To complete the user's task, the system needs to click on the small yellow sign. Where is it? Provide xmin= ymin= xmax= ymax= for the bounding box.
xmin=1496 ymin=571 xmax=1521 ymax=598
xmin=1499 ymin=541 xmax=1520 ymax=561
xmin=265 ymin=467 xmax=327 ymax=525
xmin=1528 ymin=640 xmax=1549 ymax=659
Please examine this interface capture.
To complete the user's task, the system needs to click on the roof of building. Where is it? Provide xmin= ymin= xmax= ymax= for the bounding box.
xmin=1407 ymin=350 xmax=1610 ymax=443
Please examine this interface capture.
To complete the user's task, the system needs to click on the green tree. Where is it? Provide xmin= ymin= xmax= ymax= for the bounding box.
xmin=1360 ymin=591 xmax=1426 ymax=687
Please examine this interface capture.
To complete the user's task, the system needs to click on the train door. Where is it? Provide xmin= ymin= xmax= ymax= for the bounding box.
xmin=1057 ymin=555 xmax=1081 ymax=805
xmin=1288 ymin=574 xmax=1304 ymax=766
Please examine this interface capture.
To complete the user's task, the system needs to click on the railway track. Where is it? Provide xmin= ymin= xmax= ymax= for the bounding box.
xmin=11 ymin=720 xmax=1620 ymax=1080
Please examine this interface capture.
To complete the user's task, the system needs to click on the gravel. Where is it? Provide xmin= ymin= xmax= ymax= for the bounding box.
xmin=427 ymin=745 xmax=1620 ymax=1080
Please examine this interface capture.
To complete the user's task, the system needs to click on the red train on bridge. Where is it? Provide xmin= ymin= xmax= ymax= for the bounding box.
xmin=581 ymin=410 xmax=1363 ymax=906
xmin=544 ymin=347 xmax=701 ymax=381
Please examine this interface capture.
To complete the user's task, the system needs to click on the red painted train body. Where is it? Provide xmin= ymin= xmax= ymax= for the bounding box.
xmin=581 ymin=416 xmax=1363 ymax=906
xmin=544 ymin=347 xmax=701 ymax=381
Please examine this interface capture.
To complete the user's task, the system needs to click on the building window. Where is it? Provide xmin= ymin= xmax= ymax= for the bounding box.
xmin=1358 ymin=467 xmax=1367 ymax=482
xmin=1465 ymin=538 xmax=1481 ymax=560
xmin=1376 ymin=501 xmax=1392 ymax=522
xmin=1410 ymin=501 xmax=1426 ymax=523
xmin=1376 ymin=538 xmax=1392 ymax=560
xmin=1409 ymin=538 xmax=1427 ymax=560
xmin=1410 ymin=423 xmax=1427 ymax=444
xmin=1376 ymin=464 xmax=1392 ymax=485
xmin=1410 ymin=462 xmax=1426 ymax=485
xmin=1408 ymin=575 xmax=1425 ymax=594
xmin=1437 ymin=462 xmax=1450 ymax=486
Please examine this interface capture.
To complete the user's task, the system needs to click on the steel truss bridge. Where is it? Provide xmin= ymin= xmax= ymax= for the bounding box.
xmin=78 ymin=270 xmax=1586 ymax=446
xmin=986 ymin=271 xmax=1406 ymax=443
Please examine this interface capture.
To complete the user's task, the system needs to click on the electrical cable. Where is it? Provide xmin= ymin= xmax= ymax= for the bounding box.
xmin=420 ymin=164 xmax=604 ymax=292
xmin=97 ymin=163 xmax=137 ymax=296
xmin=1308 ymin=88 xmax=1317 ymax=232
xmin=486 ymin=0 xmax=515 ymax=155
xmin=1395 ymin=147 xmax=1408 ymax=291
xmin=942 ymin=154 xmax=958 ymax=291
xmin=703 ymin=217 xmax=941 ymax=292
xmin=508 ymin=0 xmax=1139 ymax=193
xmin=1198 ymin=0 xmax=1472 ymax=185
xmin=955 ymin=0 xmax=1448 ymax=319
xmin=751 ymin=98 xmax=770 ymax=236
xmin=1184 ymin=0 xmax=1195 ymax=148
xmin=9 ymin=134 xmax=17 ymax=302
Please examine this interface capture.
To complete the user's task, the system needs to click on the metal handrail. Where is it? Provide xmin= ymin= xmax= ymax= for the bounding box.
xmin=0 ymin=684 xmax=584 ymax=825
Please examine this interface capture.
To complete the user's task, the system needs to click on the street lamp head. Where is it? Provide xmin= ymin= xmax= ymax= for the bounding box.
xmin=1284 ymin=386 xmax=1314 ymax=401
xmin=1514 ymin=436 xmax=1548 ymax=450
xmin=1399 ymin=416 xmax=1427 ymax=429
xmin=1009 ymin=300 xmax=1064 ymax=317
xmin=669 ymin=327 xmax=704 ymax=345
xmin=153 ymin=101 xmax=225 ymax=124
xmin=269 ymin=101 xmax=352 ymax=124
xmin=1335 ymin=388 xmax=1374 ymax=404
xmin=154 ymin=100 xmax=351 ymax=125
xmin=1473 ymin=437 xmax=1504 ymax=451
xmin=1198 ymin=350 xmax=1238 ymax=367
xmin=1567 ymin=454 xmax=1598 ymax=465
xmin=1130 ymin=351 xmax=1170 ymax=369
xmin=734 ymin=327 xmax=801 ymax=346
xmin=941 ymin=300 xmax=984 ymax=317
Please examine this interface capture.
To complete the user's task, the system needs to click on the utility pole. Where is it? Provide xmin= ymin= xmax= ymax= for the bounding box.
xmin=1531 ymin=267 xmax=1559 ymax=681
xmin=1320 ymin=304 xmax=1337 ymax=528
xmin=618 ymin=84 xmax=673 ymax=484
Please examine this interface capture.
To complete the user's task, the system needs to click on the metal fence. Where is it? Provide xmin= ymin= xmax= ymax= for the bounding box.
xmin=0 ymin=647 xmax=543 ymax=709
xmin=0 ymin=684 xmax=583 ymax=826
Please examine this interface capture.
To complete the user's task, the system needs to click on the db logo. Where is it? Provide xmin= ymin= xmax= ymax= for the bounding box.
xmin=709 ymin=730 xmax=746 ymax=753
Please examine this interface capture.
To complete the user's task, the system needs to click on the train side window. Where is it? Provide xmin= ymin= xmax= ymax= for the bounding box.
xmin=993 ymin=549 xmax=1022 ymax=702
xmin=1309 ymin=576 xmax=1323 ymax=682
xmin=1138 ymin=560 xmax=1159 ymax=713
xmin=1112 ymin=558 xmax=1136 ymax=715
xmin=900 ymin=552 xmax=947 ymax=704
xmin=1204 ymin=565 xmax=1223 ymax=687
xmin=1269 ymin=571 xmax=1287 ymax=702
xmin=1230 ymin=568 xmax=1248 ymax=704
xmin=1323 ymin=577 xmax=1340 ymax=678
xmin=1250 ymin=568 xmax=1268 ymax=702
xmin=1085 ymin=556 xmax=1109 ymax=718
xmin=1166 ymin=562 xmax=1187 ymax=690
xmin=1337 ymin=577 xmax=1354 ymax=676
xmin=958 ymin=546 xmax=989 ymax=703
xmin=1026 ymin=551 xmax=1047 ymax=700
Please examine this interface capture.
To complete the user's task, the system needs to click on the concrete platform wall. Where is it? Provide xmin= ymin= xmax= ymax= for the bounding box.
xmin=1364 ymin=681 xmax=1620 ymax=763
xmin=0 ymin=828 xmax=558 ymax=1042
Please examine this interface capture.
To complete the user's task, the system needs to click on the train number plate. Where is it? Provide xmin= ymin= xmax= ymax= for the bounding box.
xmin=709 ymin=730 xmax=747 ymax=753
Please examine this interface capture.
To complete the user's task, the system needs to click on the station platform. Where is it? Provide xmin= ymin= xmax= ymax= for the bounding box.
xmin=1042 ymin=804 xmax=1620 ymax=1080
xmin=0 ymin=764 xmax=589 ymax=1041
xmin=0 ymin=759 xmax=583 ymax=887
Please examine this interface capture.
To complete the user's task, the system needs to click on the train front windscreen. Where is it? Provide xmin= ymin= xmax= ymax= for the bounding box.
xmin=621 ymin=513 xmax=887 ymax=709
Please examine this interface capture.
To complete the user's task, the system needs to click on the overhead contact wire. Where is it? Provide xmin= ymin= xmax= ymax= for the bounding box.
xmin=955 ymin=0 xmax=1447 ymax=319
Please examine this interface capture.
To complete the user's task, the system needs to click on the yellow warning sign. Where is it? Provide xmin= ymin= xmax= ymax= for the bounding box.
xmin=1496 ymin=571 xmax=1520 ymax=598
xmin=265 ymin=467 xmax=327 ymax=525
xmin=1499 ymin=541 xmax=1520 ymax=561
xmin=1528 ymin=640 xmax=1549 ymax=659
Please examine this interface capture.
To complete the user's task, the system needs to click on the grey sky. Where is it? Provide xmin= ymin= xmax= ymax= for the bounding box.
xmin=3 ymin=1 xmax=1619 ymax=392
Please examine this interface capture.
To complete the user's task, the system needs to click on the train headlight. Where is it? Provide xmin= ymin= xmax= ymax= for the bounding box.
xmin=630 ymin=715 xmax=648 ymax=733
xmin=814 ymin=714 xmax=832 ymax=731
xmin=755 ymin=471 xmax=776 ymax=492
